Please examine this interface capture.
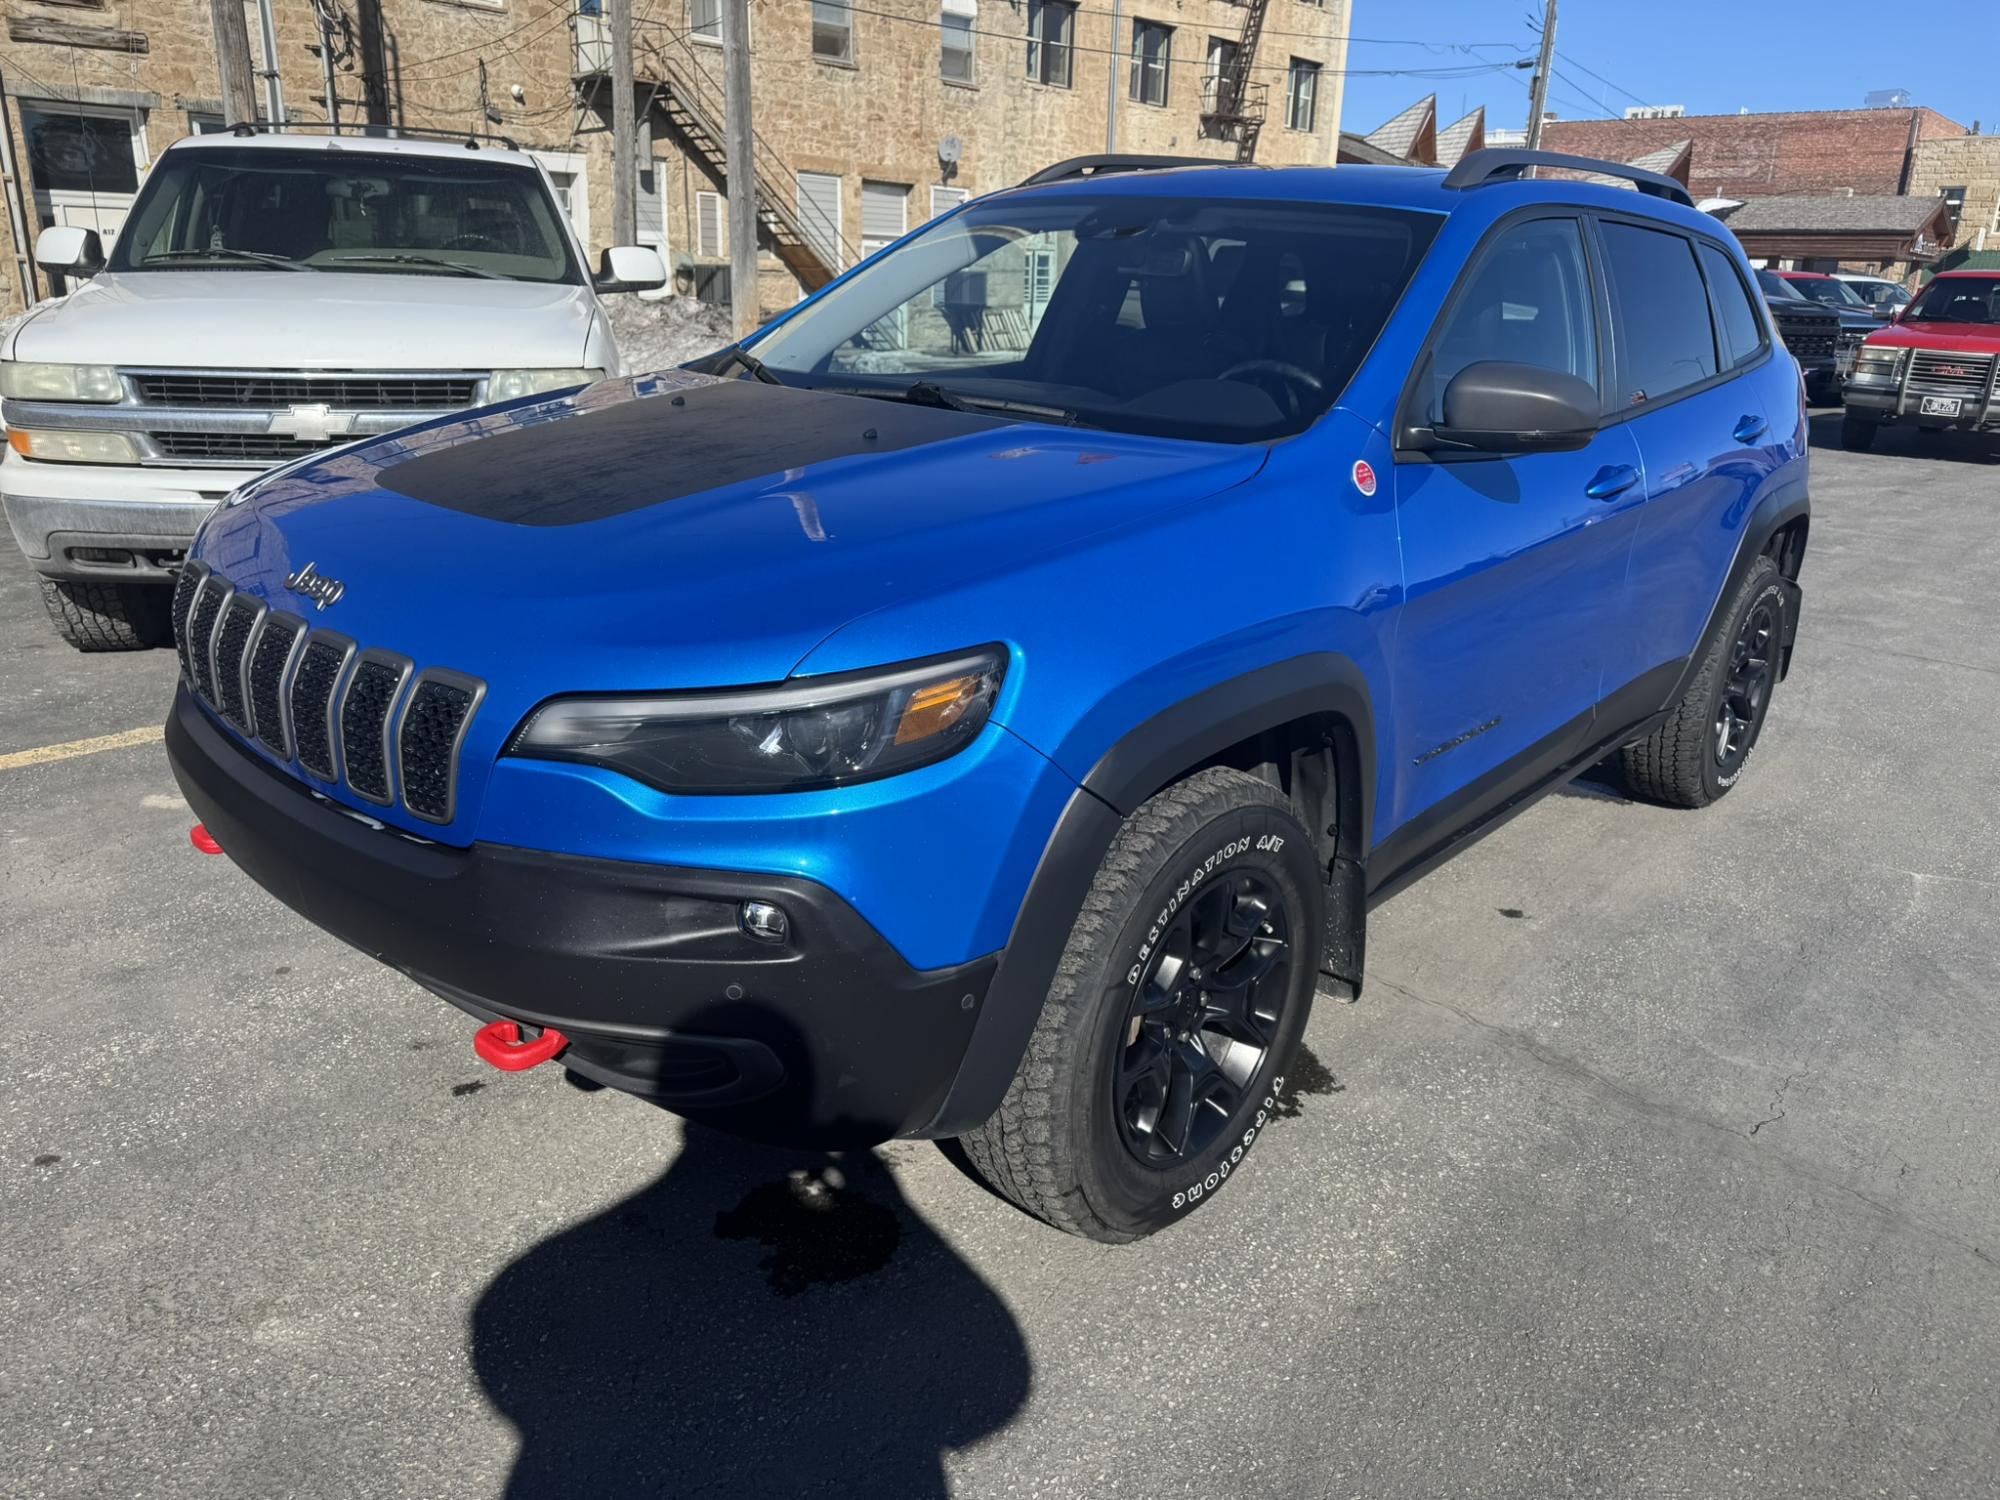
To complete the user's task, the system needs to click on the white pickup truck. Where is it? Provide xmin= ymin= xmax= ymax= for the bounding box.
xmin=1 ymin=128 xmax=665 ymax=650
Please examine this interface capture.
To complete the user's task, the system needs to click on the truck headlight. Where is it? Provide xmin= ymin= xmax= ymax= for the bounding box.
xmin=6 ymin=429 xmax=140 ymax=464
xmin=507 ymin=647 xmax=1007 ymax=794
xmin=0 ymin=362 xmax=122 ymax=402
xmin=1850 ymin=346 xmax=1905 ymax=382
xmin=487 ymin=368 xmax=604 ymax=402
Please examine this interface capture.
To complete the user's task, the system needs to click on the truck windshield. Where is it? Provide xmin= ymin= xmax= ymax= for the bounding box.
xmin=108 ymin=146 xmax=581 ymax=285
xmin=1902 ymin=276 xmax=2000 ymax=325
xmin=1788 ymin=277 xmax=1866 ymax=309
xmin=740 ymin=194 xmax=1441 ymax=443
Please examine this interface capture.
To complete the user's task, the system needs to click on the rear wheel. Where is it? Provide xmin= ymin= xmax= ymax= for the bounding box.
xmin=1623 ymin=555 xmax=1787 ymax=809
xmin=960 ymin=767 xmax=1323 ymax=1242
xmin=1840 ymin=414 xmax=1878 ymax=451
xmin=36 ymin=576 xmax=171 ymax=652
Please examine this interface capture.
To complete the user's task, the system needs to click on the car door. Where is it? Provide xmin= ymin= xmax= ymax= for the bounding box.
xmin=1386 ymin=213 xmax=1646 ymax=836
xmin=1595 ymin=222 xmax=1787 ymax=701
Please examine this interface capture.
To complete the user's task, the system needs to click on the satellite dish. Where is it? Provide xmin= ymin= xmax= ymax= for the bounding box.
xmin=938 ymin=135 xmax=963 ymax=165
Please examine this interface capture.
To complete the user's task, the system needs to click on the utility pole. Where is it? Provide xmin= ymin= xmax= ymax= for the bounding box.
xmin=209 ymin=0 xmax=258 ymax=127
xmin=311 ymin=0 xmax=343 ymax=133
xmin=1524 ymin=0 xmax=1557 ymax=151
xmin=1105 ymin=0 xmax=1121 ymax=153
xmin=253 ymin=0 xmax=286 ymax=123
xmin=721 ymin=0 xmax=758 ymax=338
xmin=609 ymin=0 xmax=637 ymax=245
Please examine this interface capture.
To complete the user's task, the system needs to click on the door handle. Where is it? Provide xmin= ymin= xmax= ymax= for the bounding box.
xmin=1733 ymin=414 xmax=1768 ymax=443
xmin=1584 ymin=464 xmax=1639 ymax=501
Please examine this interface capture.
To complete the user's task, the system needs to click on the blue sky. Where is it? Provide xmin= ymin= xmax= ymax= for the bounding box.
xmin=1337 ymin=1 xmax=1993 ymax=140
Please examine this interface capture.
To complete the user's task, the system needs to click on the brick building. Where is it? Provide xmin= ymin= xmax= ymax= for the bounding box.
xmin=0 ymin=0 xmax=1353 ymax=317
xmin=1541 ymin=105 xmax=1966 ymax=203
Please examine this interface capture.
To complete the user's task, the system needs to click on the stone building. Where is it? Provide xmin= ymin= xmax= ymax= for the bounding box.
xmin=0 ymin=0 xmax=1354 ymax=317
xmin=1905 ymin=131 xmax=2000 ymax=262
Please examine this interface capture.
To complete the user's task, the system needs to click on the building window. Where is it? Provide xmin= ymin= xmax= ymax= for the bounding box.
xmin=940 ymin=0 xmax=976 ymax=82
xmin=796 ymin=171 xmax=843 ymax=268
xmin=689 ymin=0 xmax=720 ymax=43
xmin=1286 ymin=58 xmax=1319 ymax=133
xmin=930 ymin=184 xmax=969 ymax=219
xmin=812 ymin=0 xmax=854 ymax=63
xmin=1026 ymin=0 xmax=1076 ymax=88
xmin=696 ymin=190 xmax=724 ymax=258
xmin=1940 ymin=185 xmax=1967 ymax=241
xmin=1129 ymin=20 xmax=1172 ymax=107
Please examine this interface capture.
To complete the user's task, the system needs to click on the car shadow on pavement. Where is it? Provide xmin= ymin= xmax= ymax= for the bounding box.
xmin=471 ymin=1119 xmax=1030 ymax=1498
xmin=1806 ymin=408 xmax=2000 ymax=464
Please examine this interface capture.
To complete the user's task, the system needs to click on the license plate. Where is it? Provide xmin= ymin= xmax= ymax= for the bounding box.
xmin=1920 ymin=396 xmax=1962 ymax=418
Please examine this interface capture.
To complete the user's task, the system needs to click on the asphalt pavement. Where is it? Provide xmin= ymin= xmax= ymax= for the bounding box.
xmin=4 ymin=413 xmax=1998 ymax=1499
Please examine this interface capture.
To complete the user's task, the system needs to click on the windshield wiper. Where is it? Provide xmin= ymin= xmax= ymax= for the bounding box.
xmin=141 ymin=247 xmax=315 ymax=272
xmin=323 ymin=253 xmax=504 ymax=279
xmin=714 ymin=345 xmax=783 ymax=384
xmin=830 ymin=380 xmax=1080 ymax=425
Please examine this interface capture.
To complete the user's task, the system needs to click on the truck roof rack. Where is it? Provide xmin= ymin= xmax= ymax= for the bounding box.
xmin=1442 ymin=147 xmax=1695 ymax=208
xmin=1020 ymin=154 xmax=1243 ymax=188
xmin=221 ymin=121 xmax=523 ymax=152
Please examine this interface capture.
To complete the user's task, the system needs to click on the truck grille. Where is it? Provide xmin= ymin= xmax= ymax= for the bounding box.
xmin=134 ymin=373 xmax=479 ymax=410
xmin=172 ymin=568 xmax=485 ymax=826
xmin=1775 ymin=320 xmax=1836 ymax=360
xmin=1906 ymin=351 xmax=1994 ymax=401
xmin=153 ymin=432 xmax=341 ymax=464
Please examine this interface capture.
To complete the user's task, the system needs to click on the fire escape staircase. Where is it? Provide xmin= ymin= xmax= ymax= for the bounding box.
xmin=1200 ymin=0 xmax=1272 ymax=162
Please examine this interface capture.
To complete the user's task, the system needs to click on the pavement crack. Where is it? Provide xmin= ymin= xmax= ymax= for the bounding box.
xmin=1747 ymin=1069 xmax=1811 ymax=1137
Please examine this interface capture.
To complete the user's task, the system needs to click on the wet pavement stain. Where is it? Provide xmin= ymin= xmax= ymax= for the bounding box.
xmin=1272 ymin=1044 xmax=1341 ymax=1120
xmin=714 ymin=1166 xmax=901 ymax=1297
xmin=31 ymin=1153 xmax=61 ymax=1169
xmin=1498 ymin=907 xmax=1528 ymax=919
xmin=451 ymin=1081 xmax=486 ymax=1098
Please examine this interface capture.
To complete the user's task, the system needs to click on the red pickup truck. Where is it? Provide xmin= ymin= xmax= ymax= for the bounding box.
xmin=1841 ymin=270 xmax=2000 ymax=450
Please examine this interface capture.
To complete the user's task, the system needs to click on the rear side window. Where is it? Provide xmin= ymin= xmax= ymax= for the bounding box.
xmin=1426 ymin=217 xmax=1598 ymax=423
xmin=1600 ymin=221 xmax=1718 ymax=407
xmin=1698 ymin=242 xmax=1765 ymax=369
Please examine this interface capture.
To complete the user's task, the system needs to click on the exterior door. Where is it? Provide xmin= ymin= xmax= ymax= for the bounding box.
xmin=1387 ymin=214 xmax=1645 ymax=834
xmin=20 ymin=103 xmax=148 ymax=266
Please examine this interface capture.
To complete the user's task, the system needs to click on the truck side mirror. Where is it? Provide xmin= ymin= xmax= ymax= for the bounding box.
xmin=594 ymin=245 xmax=667 ymax=294
xmin=35 ymin=225 xmax=104 ymax=276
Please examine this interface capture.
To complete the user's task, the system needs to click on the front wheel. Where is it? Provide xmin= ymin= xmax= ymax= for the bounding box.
xmin=1840 ymin=414 xmax=1878 ymax=451
xmin=960 ymin=767 xmax=1323 ymax=1242
xmin=36 ymin=576 xmax=171 ymax=651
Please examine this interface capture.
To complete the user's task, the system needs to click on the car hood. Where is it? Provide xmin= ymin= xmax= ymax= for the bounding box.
xmin=192 ymin=370 xmax=1266 ymax=839
xmin=7 ymin=270 xmax=598 ymax=369
xmin=1865 ymin=320 xmax=2000 ymax=355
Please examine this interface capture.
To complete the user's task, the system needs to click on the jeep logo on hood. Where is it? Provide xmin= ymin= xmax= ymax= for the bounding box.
xmin=284 ymin=561 xmax=346 ymax=611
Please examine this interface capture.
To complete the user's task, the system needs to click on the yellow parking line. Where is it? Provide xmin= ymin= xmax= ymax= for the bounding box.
xmin=0 ymin=724 xmax=164 ymax=773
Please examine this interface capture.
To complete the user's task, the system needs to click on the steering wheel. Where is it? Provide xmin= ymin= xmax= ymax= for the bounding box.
xmin=441 ymin=233 xmax=504 ymax=253
xmin=1219 ymin=358 xmax=1324 ymax=416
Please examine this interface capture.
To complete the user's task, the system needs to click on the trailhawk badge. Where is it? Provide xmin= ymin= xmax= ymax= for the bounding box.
xmin=1351 ymin=459 xmax=1377 ymax=497
xmin=284 ymin=561 xmax=346 ymax=611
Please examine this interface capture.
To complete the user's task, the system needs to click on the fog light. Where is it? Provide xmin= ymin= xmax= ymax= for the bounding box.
xmin=739 ymin=900 xmax=789 ymax=944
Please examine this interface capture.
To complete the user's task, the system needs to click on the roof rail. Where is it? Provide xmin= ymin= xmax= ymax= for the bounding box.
xmin=221 ymin=121 xmax=523 ymax=152
xmin=1020 ymin=154 xmax=1238 ymax=187
xmin=1442 ymin=147 xmax=1694 ymax=207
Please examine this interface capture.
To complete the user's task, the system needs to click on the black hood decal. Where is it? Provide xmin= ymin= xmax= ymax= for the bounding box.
xmin=377 ymin=378 xmax=1013 ymax=527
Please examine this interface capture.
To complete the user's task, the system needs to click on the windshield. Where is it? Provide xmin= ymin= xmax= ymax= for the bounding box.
xmin=108 ymin=146 xmax=580 ymax=284
xmin=1902 ymin=275 xmax=2000 ymax=325
xmin=1789 ymin=276 xmax=1865 ymax=308
xmin=1756 ymin=269 xmax=1807 ymax=301
xmin=741 ymin=194 xmax=1441 ymax=442
xmin=1849 ymin=280 xmax=1910 ymax=308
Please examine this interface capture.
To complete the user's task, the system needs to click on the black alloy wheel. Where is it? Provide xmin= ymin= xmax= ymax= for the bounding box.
xmin=1114 ymin=869 xmax=1292 ymax=1168
xmin=1714 ymin=591 xmax=1780 ymax=777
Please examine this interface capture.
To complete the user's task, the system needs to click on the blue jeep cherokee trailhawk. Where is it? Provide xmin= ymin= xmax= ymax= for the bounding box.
xmin=167 ymin=149 xmax=1808 ymax=1241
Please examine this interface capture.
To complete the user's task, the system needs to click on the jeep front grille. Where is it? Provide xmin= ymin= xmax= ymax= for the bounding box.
xmin=171 ymin=568 xmax=485 ymax=826
xmin=134 ymin=373 xmax=479 ymax=410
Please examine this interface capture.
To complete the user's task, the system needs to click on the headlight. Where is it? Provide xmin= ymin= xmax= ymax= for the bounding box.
xmin=0 ymin=361 xmax=122 ymax=402
xmin=487 ymin=368 xmax=603 ymax=402
xmin=1851 ymin=346 xmax=1905 ymax=378
xmin=6 ymin=428 xmax=140 ymax=464
xmin=507 ymin=647 xmax=1007 ymax=794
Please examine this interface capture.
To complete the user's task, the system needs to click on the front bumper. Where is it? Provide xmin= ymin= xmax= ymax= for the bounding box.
xmin=167 ymin=688 xmax=996 ymax=1145
xmin=1 ymin=451 xmax=254 ymax=579
xmin=1844 ymin=381 xmax=2000 ymax=431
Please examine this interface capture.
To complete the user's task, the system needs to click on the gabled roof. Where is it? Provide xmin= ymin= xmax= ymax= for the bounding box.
xmin=1626 ymin=139 xmax=1692 ymax=183
xmin=1365 ymin=94 xmax=1438 ymax=165
xmin=1336 ymin=133 xmax=1412 ymax=167
xmin=1722 ymin=194 xmax=1950 ymax=235
xmin=1435 ymin=107 xmax=1485 ymax=169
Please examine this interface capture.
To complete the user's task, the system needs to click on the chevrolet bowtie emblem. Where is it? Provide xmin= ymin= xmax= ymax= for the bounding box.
xmin=268 ymin=403 xmax=355 ymax=444
xmin=284 ymin=561 xmax=345 ymax=611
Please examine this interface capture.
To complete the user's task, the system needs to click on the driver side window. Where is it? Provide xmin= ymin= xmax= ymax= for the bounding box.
xmin=1428 ymin=217 xmax=1598 ymax=424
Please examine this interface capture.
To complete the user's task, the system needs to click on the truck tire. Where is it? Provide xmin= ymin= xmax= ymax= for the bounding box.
xmin=1622 ymin=554 xmax=1787 ymax=810
xmin=961 ymin=766 xmax=1323 ymax=1242
xmin=36 ymin=576 xmax=171 ymax=652
xmin=1839 ymin=414 xmax=1877 ymax=451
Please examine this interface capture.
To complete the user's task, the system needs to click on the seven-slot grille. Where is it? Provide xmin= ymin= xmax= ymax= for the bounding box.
xmin=172 ymin=568 xmax=484 ymax=826
xmin=1906 ymin=351 xmax=1995 ymax=402
xmin=134 ymin=373 xmax=479 ymax=410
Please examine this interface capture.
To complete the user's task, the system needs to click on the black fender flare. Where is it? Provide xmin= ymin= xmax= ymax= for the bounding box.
xmin=1667 ymin=474 xmax=1810 ymax=710
xmin=915 ymin=653 xmax=1376 ymax=1138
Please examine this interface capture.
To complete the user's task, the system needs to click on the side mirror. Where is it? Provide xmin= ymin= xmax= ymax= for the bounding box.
xmin=1430 ymin=360 xmax=1598 ymax=454
xmin=1888 ymin=304 xmax=1905 ymax=324
xmin=35 ymin=225 xmax=104 ymax=276
xmin=594 ymin=244 xmax=667 ymax=294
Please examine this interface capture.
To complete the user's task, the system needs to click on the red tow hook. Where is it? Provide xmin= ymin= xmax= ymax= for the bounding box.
xmin=189 ymin=824 xmax=224 ymax=855
xmin=473 ymin=1020 xmax=570 ymax=1072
